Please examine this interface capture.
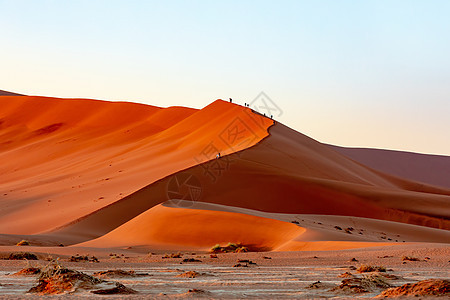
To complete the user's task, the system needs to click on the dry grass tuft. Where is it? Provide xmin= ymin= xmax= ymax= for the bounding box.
xmin=333 ymin=273 xmax=391 ymax=294
xmin=176 ymin=271 xmax=201 ymax=278
xmin=211 ymin=242 xmax=250 ymax=253
xmin=356 ymin=265 xmax=386 ymax=273
xmin=402 ymin=256 xmax=420 ymax=261
xmin=16 ymin=240 xmax=30 ymax=246
xmin=8 ymin=252 xmax=38 ymax=260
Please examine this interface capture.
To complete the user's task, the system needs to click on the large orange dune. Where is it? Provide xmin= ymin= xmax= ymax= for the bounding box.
xmin=0 ymin=93 xmax=449 ymax=251
xmin=0 ymin=95 xmax=271 ymax=235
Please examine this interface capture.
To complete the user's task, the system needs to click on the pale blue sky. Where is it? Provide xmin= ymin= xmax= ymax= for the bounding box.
xmin=1 ymin=0 xmax=449 ymax=155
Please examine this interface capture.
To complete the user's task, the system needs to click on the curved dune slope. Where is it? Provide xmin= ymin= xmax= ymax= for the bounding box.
xmin=80 ymin=203 xmax=304 ymax=251
xmin=0 ymin=96 xmax=272 ymax=234
xmin=329 ymin=145 xmax=450 ymax=189
xmin=79 ymin=200 xmax=449 ymax=251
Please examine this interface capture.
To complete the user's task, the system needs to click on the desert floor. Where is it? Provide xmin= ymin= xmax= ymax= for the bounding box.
xmin=0 ymin=243 xmax=448 ymax=299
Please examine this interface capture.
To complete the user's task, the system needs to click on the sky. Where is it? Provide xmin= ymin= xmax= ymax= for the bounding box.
xmin=1 ymin=0 xmax=449 ymax=155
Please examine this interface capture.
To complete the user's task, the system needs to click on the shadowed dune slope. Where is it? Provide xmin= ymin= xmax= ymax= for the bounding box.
xmin=329 ymin=145 xmax=450 ymax=189
xmin=0 ymin=90 xmax=24 ymax=96
xmin=0 ymin=96 xmax=272 ymax=234
xmin=54 ymin=123 xmax=450 ymax=245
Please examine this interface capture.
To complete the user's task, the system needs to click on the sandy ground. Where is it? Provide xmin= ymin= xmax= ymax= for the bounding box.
xmin=0 ymin=243 xmax=449 ymax=299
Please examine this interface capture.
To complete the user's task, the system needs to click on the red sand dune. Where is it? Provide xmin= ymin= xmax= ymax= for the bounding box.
xmin=0 ymin=95 xmax=271 ymax=235
xmin=329 ymin=145 xmax=450 ymax=189
xmin=1 ymin=94 xmax=449 ymax=251
xmin=80 ymin=203 xmax=304 ymax=251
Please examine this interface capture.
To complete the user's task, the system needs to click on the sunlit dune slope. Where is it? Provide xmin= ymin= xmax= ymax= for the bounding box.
xmin=0 ymin=96 xmax=272 ymax=234
xmin=79 ymin=200 xmax=449 ymax=251
xmin=329 ymin=145 xmax=450 ymax=189
xmin=79 ymin=203 xmax=304 ymax=251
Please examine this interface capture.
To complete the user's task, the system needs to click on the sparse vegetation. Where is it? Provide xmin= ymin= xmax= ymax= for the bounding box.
xmin=91 ymin=282 xmax=137 ymax=295
xmin=402 ymin=256 xmax=420 ymax=261
xmin=16 ymin=240 xmax=30 ymax=246
xmin=93 ymin=270 xmax=148 ymax=278
xmin=333 ymin=273 xmax=391 ymax=294
xmin=307 ymin=281 xmax=323 ymax=289
xmin=210 ymin=242 xmax=250 ymax=253
xmin=69 ymin=255 xmax=99 ymax=263
xmin=27 ymin=260 xmax=136 ymax=295
xmin=233 ymin=263 xmax=248 ymax=268
xmin=162 ymin=252 xmax=182 ymax=259
xmin=28 ymin=260 xmax=103 ymax=294
xmin=338 ymin=272 xmax=354 ymax=278
xmin=187 ymin=288 xmax=207 ymax=294
xmin=182 ymin=258 xmax=202 ymax=263
xmin=177 ymin=271 xmax=201 ymax=278
xmin=379 ymin=279 xmax=449 ymax=297
xmin=356 ymin=265 xmax=386 ymax=273
xmin=8 ymin=252 xmax=38 ymax=260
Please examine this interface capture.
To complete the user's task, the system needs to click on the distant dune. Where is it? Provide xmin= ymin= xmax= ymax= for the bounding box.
xmin=0 ymin=93 xmax=449 ymax=251
xmin=329 ymin=145 xmax=450 ymax=189
xmin=0 ymin=89 xmax=24 ymax=96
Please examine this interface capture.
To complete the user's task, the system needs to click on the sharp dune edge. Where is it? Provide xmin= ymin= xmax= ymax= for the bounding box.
xmin=0 ymin=94 xmax=449 ymax=252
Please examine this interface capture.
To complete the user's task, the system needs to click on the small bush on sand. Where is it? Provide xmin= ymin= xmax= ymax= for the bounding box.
xmin=69 ymin=255 xmax=99 ymax=263
xmin=8 ymin=252 xmax=38 ymax=260
xmin=357 ymin=265 xmax=386 ymax=273
xmin=211 ymin=244 xmax=222 ymax=252
xmin=333 ymin=273 xmax=391 ymax=294
xmin=210 ymin=242 xmax=250 ymax=253
xmin=162 ymin=252 xmax=182 ymax=259
xmin=182 ymin=258 xmax=202 ymax=263
xmin=16 ymin=240 xmax=30 ymax=246
xmin=176 ymin=271 xmax=201 ymax=278
xmin=402 ymin=256 xmax=420 ymax=261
